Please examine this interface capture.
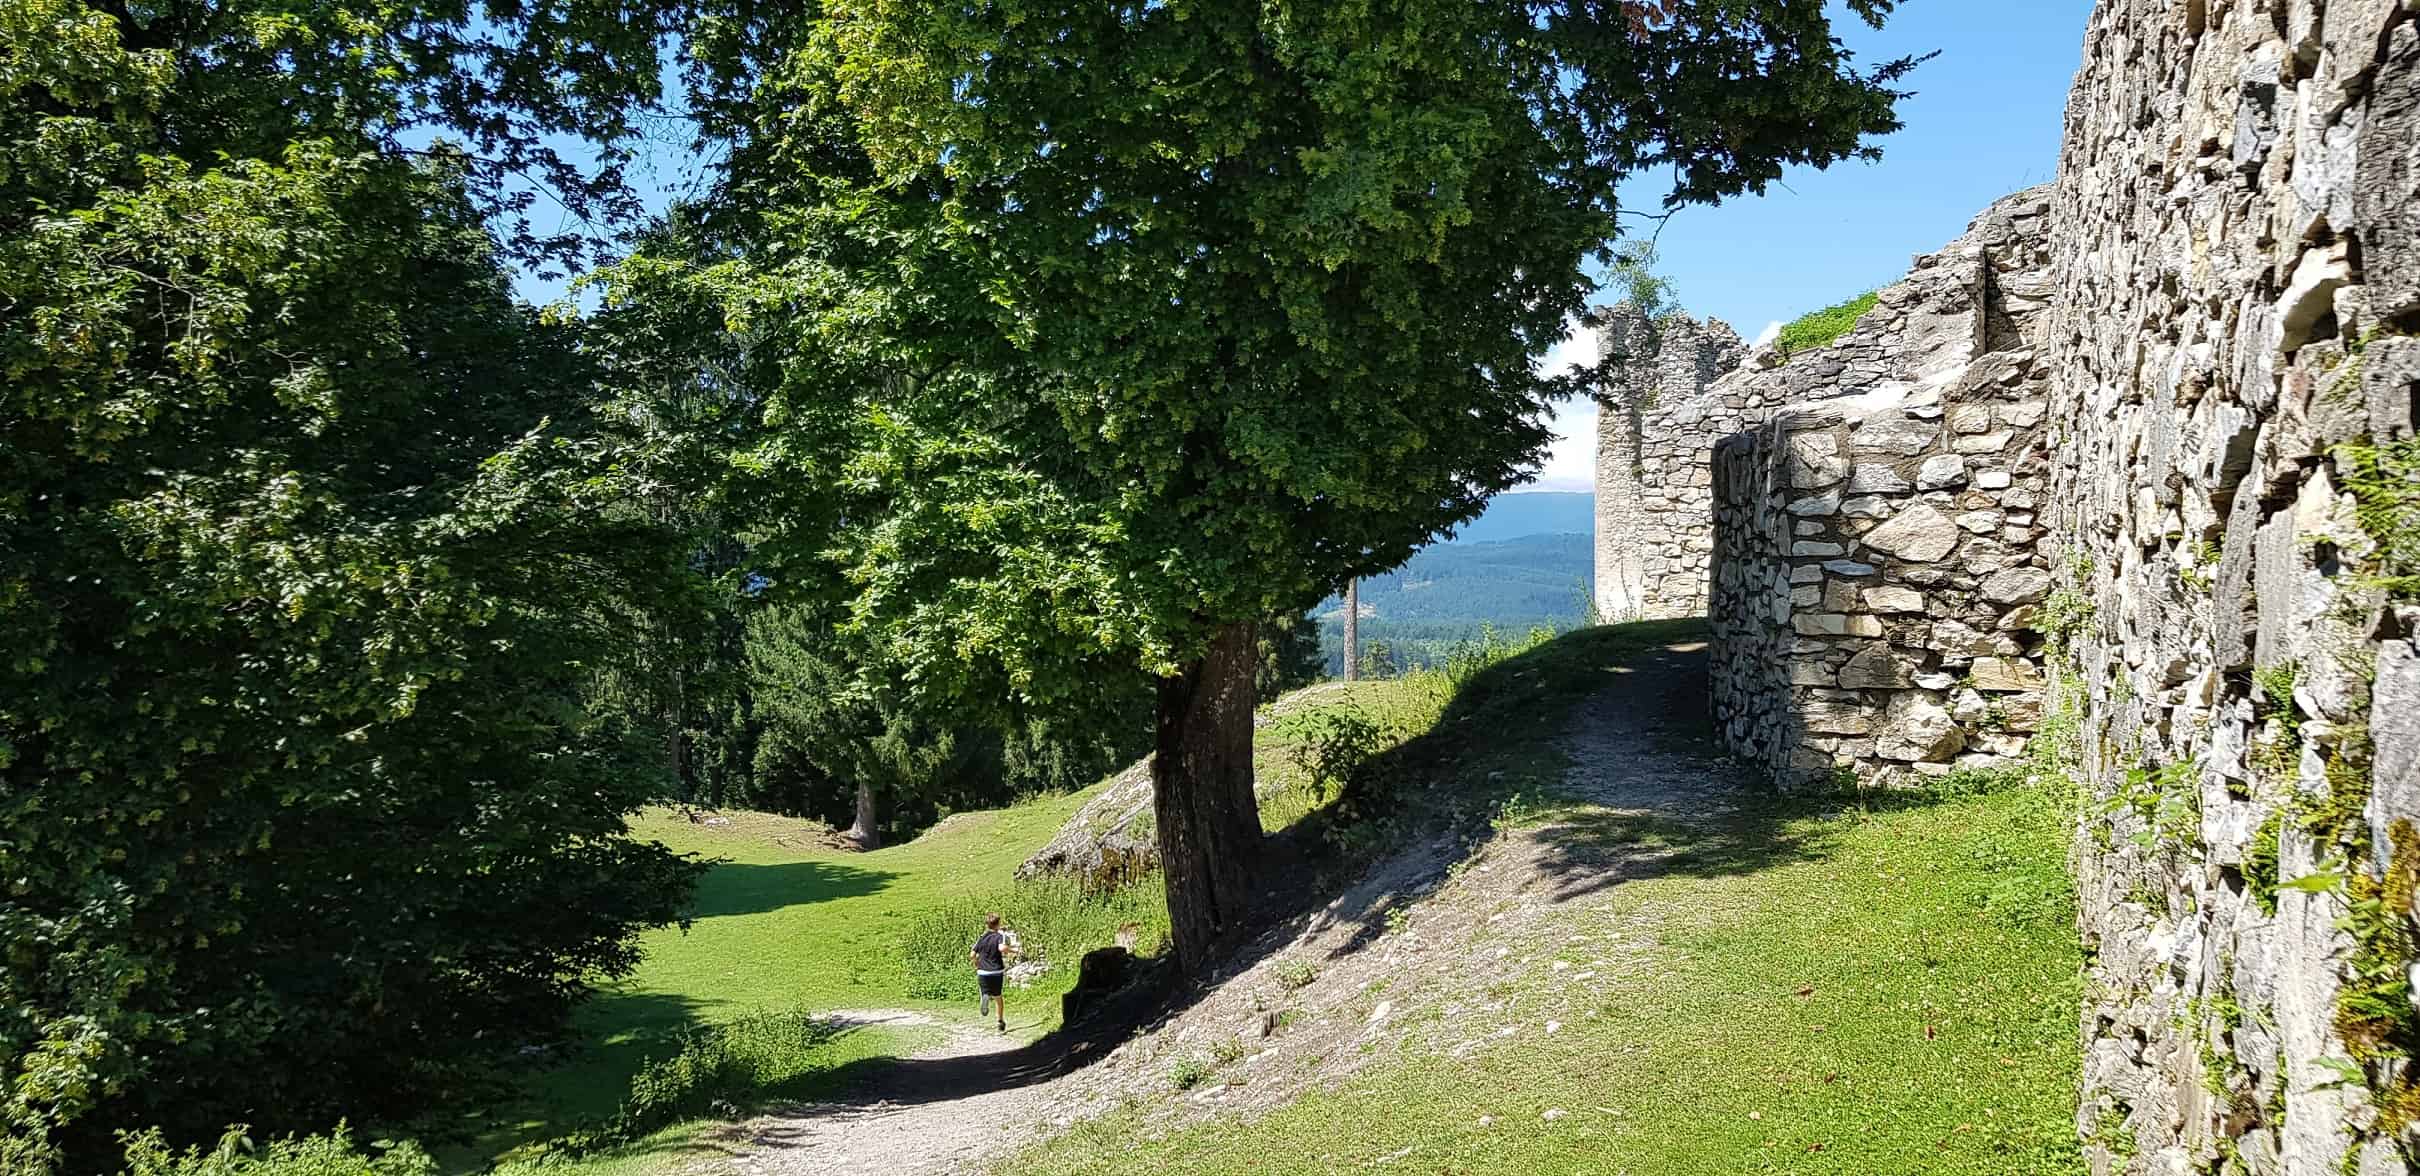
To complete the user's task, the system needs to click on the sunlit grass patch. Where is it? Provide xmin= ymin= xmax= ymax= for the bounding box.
xmin=1018 ymin=781 xmax=2082 ymax=1175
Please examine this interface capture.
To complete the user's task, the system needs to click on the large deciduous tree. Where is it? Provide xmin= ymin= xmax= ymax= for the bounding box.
xmin=659 ymin=0 xmax=1920 ymax=970
xmin=0 ymin=0 xmax=703 ymax=1159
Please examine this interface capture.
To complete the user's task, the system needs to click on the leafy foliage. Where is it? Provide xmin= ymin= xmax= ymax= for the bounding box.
xmin=645 ymin=0 xmax=1922 ymax=707
xmin=1603 ymin=239 xmax=1682 ymax=323
xmin=2338 ymin=438 xmax=2420 ymax=597
xmin=635 ymin=0 xmax=1921 ymax=965
xmin=0 ymin=0 xmax=706 ymax=1160
xmin=117 ymin=1125 xmax=435 ymax=1176
xmin=600 ymin=1011 xmax=849 ymax=1144
xmin=746 ymin=605 xmax=1152 ymax=842
xmin=1278 ymin=708 xmax=1393 ymax=806
xmin=1256 ymin=611 xmax=1328 ymax=702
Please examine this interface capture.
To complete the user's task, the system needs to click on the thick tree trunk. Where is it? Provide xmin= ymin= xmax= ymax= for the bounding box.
xmin=845 ymin=780 xmax=881 ymax=850
xmin=1153 ymin=620 xmax=1264 ymax=972
xmin=1343 ymin=580 xmax=1360 ymax=682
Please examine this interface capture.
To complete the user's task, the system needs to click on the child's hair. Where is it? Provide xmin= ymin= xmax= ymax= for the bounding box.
xmin=985 ymin=913 xmax=1002 ymax=929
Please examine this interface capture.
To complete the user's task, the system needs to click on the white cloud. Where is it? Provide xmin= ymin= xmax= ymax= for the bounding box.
xmin=1752 ymin=320 xmax=1783 ymax=348
xmin=1525 ymin=400 xmax=1597 ymax=493
xmin=1514 ymin=315 xmax=1602 ymax=494
xmin=1538 ymin=316 xmax=1602 ymax=381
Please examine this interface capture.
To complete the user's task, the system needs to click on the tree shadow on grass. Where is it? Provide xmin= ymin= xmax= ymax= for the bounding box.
xmin=684 ymin=858 xmax=898 ymax=920
xmin=432 ymin=989 xmax=713 ymax=1167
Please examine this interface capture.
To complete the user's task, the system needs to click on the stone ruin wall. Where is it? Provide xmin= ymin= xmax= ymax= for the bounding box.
xmin=2047 ymin=0 xmax=2420 ymax=1171
xmin=1591 ymin=308 xmax=1746 ymax=620
xmin=1601 ymin=0 xmax=2420 ymax=1160
xmin=1708 ymin=190 xmax=2060 ymax=788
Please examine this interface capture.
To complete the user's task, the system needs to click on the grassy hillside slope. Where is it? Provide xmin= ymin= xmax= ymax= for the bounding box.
xmin=1004 ymin=622 xmax=2083 ymax=1175
xmin=1022 ymin=786 xmax=2081 ymax=1174
xmin=455 ymin=621 xmax=2082 ymax=1176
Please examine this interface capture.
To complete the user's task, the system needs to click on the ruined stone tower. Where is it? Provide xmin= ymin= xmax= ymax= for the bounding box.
xmin=1589 ymin=305 xmax=1746 ymax=621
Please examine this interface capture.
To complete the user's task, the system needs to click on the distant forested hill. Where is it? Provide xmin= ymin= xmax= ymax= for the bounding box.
xmin=1318 ymin=498 xmax=1595 ymax=674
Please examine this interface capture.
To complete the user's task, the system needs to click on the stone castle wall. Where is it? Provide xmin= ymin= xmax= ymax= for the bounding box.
xmin=2047 ymin=0 xmax=2420 ymax=1171
xmin=1591 ymin=307 xmax=1745 ymax=620
xmin=1609 ymin=0 xmax=2420 ymax=1164
xmin=1707 ymin=190 xmax=2059 ymax=787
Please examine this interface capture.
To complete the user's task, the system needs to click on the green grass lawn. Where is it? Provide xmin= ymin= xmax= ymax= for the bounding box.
xmin=450 ymin=790 xmax=1106 ymax=1168
xmin=1018 ymin=782 xmax=2084 ymax=1175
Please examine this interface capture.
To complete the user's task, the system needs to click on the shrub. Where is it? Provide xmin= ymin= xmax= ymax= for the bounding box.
xmin=116 ymin=1125 xmax=434 ymax=1176
xmin=1168 ymin=1055 xmax=1212 ymax=1090
xmin=1277 ymin=707 xmax=1390 ymax=805
xmin=601 ymin=1010 xmax=847 ymax=1142
xmin=1773 ymin=292 xmax=1879 ymax=360
xmin=898 ymin=875 xmax=1169 ymax=1003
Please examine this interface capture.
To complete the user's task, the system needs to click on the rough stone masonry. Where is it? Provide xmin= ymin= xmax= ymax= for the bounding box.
xmin=1707 ymin=189 xmax=2059 ymax=790
xmin=1590 ymin=305 xmax=1745 ymax=621
xmin=2047 ymin=0 xmax=2420 ymax=1171
xmin=1681 ymin=0 xmax=2420 ymax=1167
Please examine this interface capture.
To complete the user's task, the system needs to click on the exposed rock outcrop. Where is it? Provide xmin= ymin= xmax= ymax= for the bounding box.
xmin=1016 ymin=757 xmax=1158 ymax=894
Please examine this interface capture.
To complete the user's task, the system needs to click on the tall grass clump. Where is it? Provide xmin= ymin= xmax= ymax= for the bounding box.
xmin=1773 ymin=291 xmax=1879 ymax=361
xmin=898 ymin=875 xmax=1170 ymax=1003
xmin=2339 ymin=438 xmax=2420 ymax=596
xmin=1434 ymin=624 xmax=1558 ymax=697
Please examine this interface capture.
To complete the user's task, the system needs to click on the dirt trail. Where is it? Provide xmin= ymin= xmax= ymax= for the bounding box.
xmin=709 ymin=638 xmax=1743 ymax=1176
xmin=707 ymin=1010 xmax=1060 ymax=1176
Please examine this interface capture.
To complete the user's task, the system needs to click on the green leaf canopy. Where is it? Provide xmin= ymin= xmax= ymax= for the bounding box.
xmin=663 ymin=0 xmax=1917 ymax=703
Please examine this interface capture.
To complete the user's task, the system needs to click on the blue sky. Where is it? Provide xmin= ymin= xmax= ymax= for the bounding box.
xmin=1526 ymin=0 xmax=2097 ymax=491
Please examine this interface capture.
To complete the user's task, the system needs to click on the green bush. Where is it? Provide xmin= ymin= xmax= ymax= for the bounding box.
xmin=1773 ymin=291 xmax=1879 ymax=360
xmin=1168 ymin=1054 xmax=1212 ymax=1091
xmin=897 ymin=876 xmax=1169 ymax=1003
xmin=115 ymin=1125 xmax=433 ymax=1176
xmin=1277 ymin=707 xmax=1391 ymax=805
xmin=600 ymin=1010 xmax=848 ymax=1143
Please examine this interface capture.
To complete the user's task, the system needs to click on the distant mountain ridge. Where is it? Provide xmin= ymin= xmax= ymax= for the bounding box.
xmin=1320 ymin=493 xmax=1595 ymax=672
xmin=1436 ymin=491 xmax=1591 ymax=544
